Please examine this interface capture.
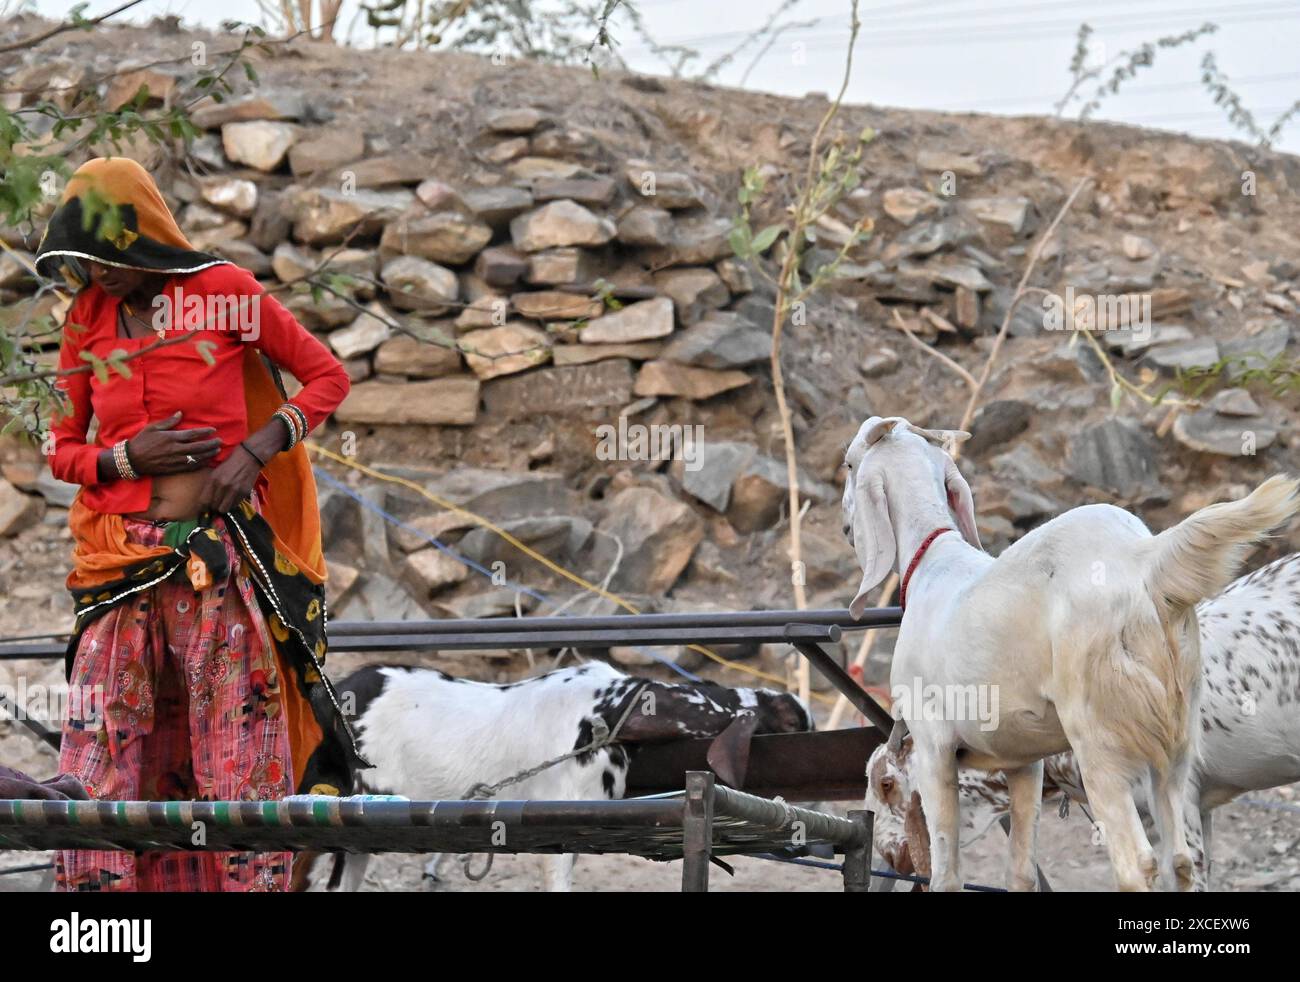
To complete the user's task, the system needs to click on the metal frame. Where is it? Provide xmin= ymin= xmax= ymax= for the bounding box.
xmin=0 ymin=610 xmax=898 ymax=803
xmin=0 ymin=607 xmax=903 ymax=660
xmin=0 ymin=772 xmax=873 ymax=892
xmin=0 ymin=608 xmax=901 ymax=800
xmin=0 ymin=606 xmax=1052 ymax=892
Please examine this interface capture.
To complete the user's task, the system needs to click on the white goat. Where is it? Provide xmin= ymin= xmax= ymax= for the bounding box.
xmin=867 ymin=550 xmax=1300 ymax=890
xmin=842 ymin=415 xmax=1297 ymax=891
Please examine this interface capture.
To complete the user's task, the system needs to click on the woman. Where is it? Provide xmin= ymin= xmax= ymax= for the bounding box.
xmin=37 ymin=156 xmax=363 ymax=892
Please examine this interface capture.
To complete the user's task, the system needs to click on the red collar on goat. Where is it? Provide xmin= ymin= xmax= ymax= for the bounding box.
xmin=899 ymin=527 xmax=955 ymax=610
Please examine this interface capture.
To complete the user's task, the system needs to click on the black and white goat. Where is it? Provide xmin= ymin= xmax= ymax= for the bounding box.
xmin=297 ymin=659 xmax=812 ymax=891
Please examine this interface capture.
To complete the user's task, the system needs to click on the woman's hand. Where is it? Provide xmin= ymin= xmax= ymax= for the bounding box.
xmin=126 ymin=412 xmax=221 ymax=475
xmin=198 ymin=420 xmax=288 ymax=514
xmin=200 ymin=445 xmax=262 ymax=514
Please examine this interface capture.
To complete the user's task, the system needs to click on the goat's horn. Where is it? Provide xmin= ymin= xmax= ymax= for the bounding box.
xmin=865 ymin=417 xmax=903 ymax=446
xmin=886 ymin=718 xmax=909 ymax=754
xmin=905 ymin=423 xmax=971 ymax=447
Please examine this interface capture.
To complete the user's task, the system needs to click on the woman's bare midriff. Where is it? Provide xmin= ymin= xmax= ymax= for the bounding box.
xmin=128 ymin=470 xmax=210 ymax=522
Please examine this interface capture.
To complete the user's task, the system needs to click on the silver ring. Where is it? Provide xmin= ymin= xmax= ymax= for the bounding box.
xmin=185 ymin=454 xmax=197 ymax=465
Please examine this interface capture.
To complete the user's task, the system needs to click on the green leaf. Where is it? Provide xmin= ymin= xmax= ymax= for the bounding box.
xmin=727 ymin=226 xmax=752 ymax=259
xmin=106 ymin=348 xmax=133 ymax=380
xmin=751 ymin=224 xmax=783 ymax=254
xmin=1109 ymin=381 xmax=1124 ymax=410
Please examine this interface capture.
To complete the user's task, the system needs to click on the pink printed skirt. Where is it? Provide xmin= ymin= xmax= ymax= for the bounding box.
xmin=56 ymin=514 xmax=294 ymax=892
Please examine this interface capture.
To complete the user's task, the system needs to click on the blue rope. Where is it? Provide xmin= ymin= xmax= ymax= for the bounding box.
xmin=870 ymin=867 xmax=1008 ymax=892
xmin=1236 ymin=797 xmax=1300 ymax=814
xmin=750 ymin=852 xmax=1008 ymax=891
xmin=313 ymin=468 xmax=703 ymax=681
xmin=753 ymin=852 xmax=843 ymax=872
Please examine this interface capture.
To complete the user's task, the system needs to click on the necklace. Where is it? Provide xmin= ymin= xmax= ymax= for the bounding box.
xmin=122 ymin=300 xmax=166 ymax=340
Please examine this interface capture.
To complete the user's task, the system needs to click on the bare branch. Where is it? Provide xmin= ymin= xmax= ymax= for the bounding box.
xmin=955 ymin=177 xmax=1092 ymax=438
xmin=0 ymin=0 xmax=148 ymax=55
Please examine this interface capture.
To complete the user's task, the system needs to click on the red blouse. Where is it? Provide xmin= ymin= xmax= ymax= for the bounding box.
xmin=51 ymin=263 xmax=350 ymax=516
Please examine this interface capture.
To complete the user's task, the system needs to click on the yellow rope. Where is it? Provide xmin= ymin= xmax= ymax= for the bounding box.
xmin=0 ymin=243 xmax=838 ymax=705
xmin=0 ymin=243 xmax=841 ymax=707
xmin=307 ymin=441 xmax=836 ymax=702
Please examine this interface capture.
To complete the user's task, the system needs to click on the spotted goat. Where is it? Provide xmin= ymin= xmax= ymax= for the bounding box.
xmin=866 ymin=551 xmax=1300 ymax=891
xmin=293 ymin=660 xmax=812 ymax=892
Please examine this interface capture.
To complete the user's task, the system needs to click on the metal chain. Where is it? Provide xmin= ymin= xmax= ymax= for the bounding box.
xmin=460 ymin=680 xmax=649 ymax=801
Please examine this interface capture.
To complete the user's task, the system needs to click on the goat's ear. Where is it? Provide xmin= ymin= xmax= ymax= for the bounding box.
xmin=903 ymin=790 xmax=932 ymax=881
xmin=943 ymin=456 xmax=981 ymax=550
xmin=849 ymin=470 xmax=895 ymax=619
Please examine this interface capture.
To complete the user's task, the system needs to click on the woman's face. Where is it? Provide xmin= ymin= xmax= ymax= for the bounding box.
xmin=85 ymin=260 xmax=153 ymax=298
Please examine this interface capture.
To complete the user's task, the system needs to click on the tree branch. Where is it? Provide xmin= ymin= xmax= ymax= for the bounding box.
xmin=0 ymin=0 xmax=148 ymax=55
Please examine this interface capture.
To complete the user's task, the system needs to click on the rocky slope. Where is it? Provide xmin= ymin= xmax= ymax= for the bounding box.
xmin=1 ymin=16 xmax=1299 ymax=699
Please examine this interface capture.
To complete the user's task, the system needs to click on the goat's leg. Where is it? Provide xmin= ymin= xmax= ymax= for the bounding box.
xmin=422 ymin=853 xmax=446 ymax=887
xmin=1181 ymin=797 xmax=1207 ymax=891
xmin=339 ymin=852 xmax=369 ymax=892
xmin=1149 ymin=751 xmax=1197 ymax=891
xmin=1004 ymin=760 xmax=1044 ymax=892
xmin=912 ymin=745 xmax=962 ymax=891
xmin=1200 ymin=808 xmax=1214 ymax=890
xmin=540 ymin=853 xmax=576 ymax=892
xmin=1072 ymin=752 xmax=1156 ymax=891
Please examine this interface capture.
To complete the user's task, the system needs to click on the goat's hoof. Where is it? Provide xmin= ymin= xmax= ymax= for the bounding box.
xmin=1173 ymin=854 xmax=1195 ymax=892
xmin=1141 ymin=854 xmax=1159 ymax=890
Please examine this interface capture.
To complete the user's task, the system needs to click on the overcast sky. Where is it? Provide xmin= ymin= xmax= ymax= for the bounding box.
xmin=26 ymin=0 xmax=1300 ymax=153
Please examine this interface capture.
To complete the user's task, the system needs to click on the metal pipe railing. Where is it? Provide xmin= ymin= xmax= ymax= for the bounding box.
xmin=326 ymin=623 xmax=842 ymax=652
xmin=0 ymin=608 xmax=902 ymax=661
xmin=325 ymin=606 xmax=903 ymax=636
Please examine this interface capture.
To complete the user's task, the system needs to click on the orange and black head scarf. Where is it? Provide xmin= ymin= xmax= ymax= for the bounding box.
xmin=35 ymin=156 xmax=226 ymax=279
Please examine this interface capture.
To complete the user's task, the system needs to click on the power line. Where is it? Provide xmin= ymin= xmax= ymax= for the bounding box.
xmin=746 ymin=7 xmax=1300 ymax=55
xmin=625 ymin=0 xmax=1297 ymax=52
xmin=1113 ymin=104 xmax=1298 ymax=123
xmin=951 ymin=70 xmax=1300 ymax=111
xmin=782 ymin=2 xmax=1292 ymax=47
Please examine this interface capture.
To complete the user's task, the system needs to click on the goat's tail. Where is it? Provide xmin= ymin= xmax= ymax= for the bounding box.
xmin=1143 ymin=474 xmax=1300 ymax=614
xmin=1086 ymin=476 xmax=1298 ymax=775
